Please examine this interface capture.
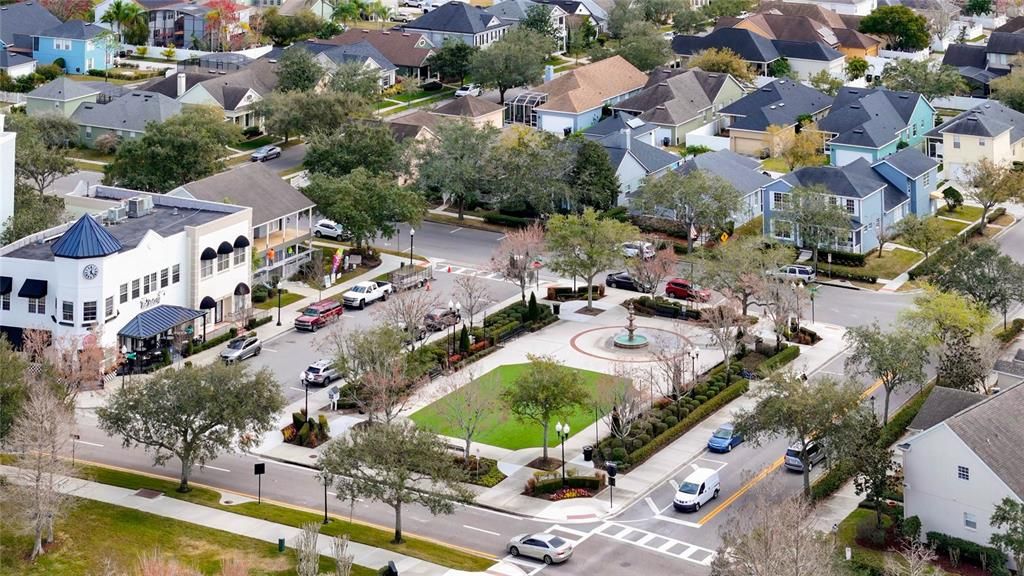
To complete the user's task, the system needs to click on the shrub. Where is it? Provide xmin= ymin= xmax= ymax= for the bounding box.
xmin=996 ymin=318 xmax=1024 ymax=343
xmin=241 ymin=126 xmax=262 ymax=138
xmin=611 ymin=447 xmax=627 ymax=461
xmin=942 ymin=186 xmax=963 ymax=211
xmin=693 ymin=395 xmax=707 ymax=404
xmin=908 ymin=240 xmax=961 ymax=280
xmin=663 ymin=415 xmax=678 ymax=427
xmin=528 ymin=292 xmax=539 ymax=321
xmin=817 ymin=268 xmax=879 ymax=283
xmin=602 ymin=206 xmax=628 ymax=221
xmin=653 ymin=421 xmax=668 ymax=435
xmin=756 ymin=344 xmax=800 ymax=378
xmin=902 ymin=515 xmax=921 ymax=543
xmin=987 ymin=206 xmax=1007 ymax=223
xmin=817 ymin=248 xmax=866 ymax=267
xmin=482 ymin=211 xmax=532 ymax=228
xmin=926 ymin=532 xmax=1009 ymax=575
xmin=135 ymin=46 xmax=148 ymax=58
xmin=855 ymin=514 xmax=887 ymax=548
xmin=252 ymin=284 xmax=269 ymax=303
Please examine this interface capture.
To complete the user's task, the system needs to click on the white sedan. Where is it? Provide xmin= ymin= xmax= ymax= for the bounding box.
xmin=455 ymin=84 xmax=482 ymax=97
xmin=507 ymin=533 xmax=574 ymax=564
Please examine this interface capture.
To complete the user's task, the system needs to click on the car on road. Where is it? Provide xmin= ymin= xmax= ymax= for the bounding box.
xmin=342 ymin=280 xmax=393 ymax=309
xmin=294 ymin=298 xmax=344 ymax=332
xmin=605 ymin=271 xmax=652 ymax=293
xmin=313 ymin=219 xmax=352 ymax=241
xmin=301 ymin=359 xmax=338 ymax=386
xmin=784 ymin=440 xmax=826 ymax=472
xmin=665 ymin=278 xmax=711 ymax=302
xmin=454 ymin=83 xmax=482 ymax=97
xmin=424 ymin=307 xmax=461 ymax=331
xmin=621 ymin=241 xmax=655 ymax=259
xmin=220 ymin=335 xmax=261 ymax=363
xmin=707 ymin=423 xmax=743 ymax=453
xmin=250 ymin=145 xmax=282 ymax=162
xmin=507 ymin=533 xmax=574 ymax=564
xmin=771 ymin=264 xmax=816 ymax=284
xmin=673 ymin=467 xmax=720 ymax=512
xmin=402 ymin=0 xmax=425 ymax=6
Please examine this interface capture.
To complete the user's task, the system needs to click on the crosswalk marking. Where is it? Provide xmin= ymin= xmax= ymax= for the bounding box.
xmin=595 ymin=522 xmax=717 ymax=567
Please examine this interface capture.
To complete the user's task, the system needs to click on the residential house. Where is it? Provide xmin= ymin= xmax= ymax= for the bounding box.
xmin=0 ymin=1 xmax=62 ymax=57
xmin=782 ymin=0 xmax=876 ymax=16
xmin=677 ymin=149 xmax=772 ymax=224
xmin=721 ymin=10 xmax=879 ymax=57
xmin=533 ymin=0 xmax=605 ymax=31
xmin=169 ymin=163 xmax=316 ymax=285
xmin=489 ymin=0 xmax=568 ymax=52
xmin=506 ymin=55 xmax=648 ymax=134
xmin=320 ymin=29 xmax=437 ymax=80
xmin=902 ymin=382 xmax=1024 ymax=573
xmin=993 ymin=347 xmax=1024 ymax=390
xmin=431 ymin=95 xmax=504 ymax=128
xmin=299 ymin=40 xmax=397 ymax=89
xmin=754 ymin=1 xmax=874 ymax=56
xmin=140 ymin=58 xmax=278 ymax=127
xmin=717 ymin=78 xmax=833 ymax=157
xmin=924 ymin=101 xmax=1024 ymax=181
xmin=0 ymin=50 xmax=36 ymax=79
xmin=389 ymin=109 xmax=441 ymax=143
xmin=32 ymin=20 xmax=111 ymax=74
xmin=907 ymin=387 xmax=985 ymax=434
xmin=402 ymin=3 xmax=512 ymax=48
xmin=611 ymin=67 xmax=746 ymax=147
xmin=762 ymin=147 xmax=938 ymax=253
xmin=819 ymin=86 xmax=935 ymax=166
xmin=942 ymin=23 xmax=1024 ymax=94
xmin=26 ymin=77 xmax=101 ymax=118
xmin=274 ymin=0 xmax=336 ymax=19
xmin=671 ymin=27 xmax=845 ymax=81
xmin=583 ymin=114 xmax=682 ymax=203
xmin=70 ymin=91 xmax=182 ymax=148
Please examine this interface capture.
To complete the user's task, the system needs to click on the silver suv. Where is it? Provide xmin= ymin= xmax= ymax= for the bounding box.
xmin=301 ymin=359 xmax=337 ymax=386
xmin=771 ymin=264 xmax=816 ymax=284
xmin=784 ymin=440 xmax=826 ymax=472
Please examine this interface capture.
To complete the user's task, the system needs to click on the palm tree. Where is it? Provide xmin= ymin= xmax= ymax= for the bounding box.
xmin=331 ymin=0 xmax=366 ymax=26
xmin=101 ymin=0 xmax=146 ymax=44
xmin=368 ymin=1 xmax=391 ymax=28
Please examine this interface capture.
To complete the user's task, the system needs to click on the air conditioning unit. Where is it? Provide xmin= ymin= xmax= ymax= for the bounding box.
xmin=106 ymin=205 xmax=127 ymax=223
xmin=126 ymin=196 xmax=153 ymax=218
xmin=139 ymin=195 xmax=154 ymax=213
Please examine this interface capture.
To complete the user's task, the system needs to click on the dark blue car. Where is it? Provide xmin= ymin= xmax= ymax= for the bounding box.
xmin=707 ymin=423 xmax=743 ymax=453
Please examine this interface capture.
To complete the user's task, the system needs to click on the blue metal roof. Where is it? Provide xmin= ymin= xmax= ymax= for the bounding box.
xmin=118 ymin=305 xmax=207 ymax=339
xmin=51 ymin=214 xmax=123 ymax=259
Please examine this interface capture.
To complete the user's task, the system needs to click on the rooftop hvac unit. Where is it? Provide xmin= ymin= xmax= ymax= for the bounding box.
xmin=126 ymin=196 xmax=152 ymax=218
xmin=106 ymin=205 xmax=127 ymax=223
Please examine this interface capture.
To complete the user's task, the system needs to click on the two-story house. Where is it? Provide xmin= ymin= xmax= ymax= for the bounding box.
xmin=924 ymin=101 xmax=1024 ymax=182
xmin=298 ymin=40 xmax=398 ymax=90
xmin=717 ymin=78 xmax=833 ymax=157
xmin=672 ymin=27 xmax=846 ymax=81
xmin=139 ymin=58 xmax=278 ymax=127
xmin=402 ymin=3 xmax=512 ymax=48
xmin=722 ymin=10 xmax=879 ymax=58
xmin=26 ymin=77 xmax=101 ymax=117
xmin=763 ymin=147 xmax=938 ymax=254
xmin=677 ymin=149 xmax=773 ymax=225
xmin=71 ymin=91 xmax=182 ymax=148
xmin=611 ymin=67 xmax=747 ymax=147
xmin=0 ymin=1 xmax=62 ymax=58
xmin=583 ymin=114 xmax=683 ymax=203
xmin=489 ymin=0 xmax=569 ymax=53
xmin=319 ymin=29 xmax=437 ymax=81
xmin=32 ymin=20 xmax=111 ymax=74
xmin=818 ymin=87 xmax=935 ymax=166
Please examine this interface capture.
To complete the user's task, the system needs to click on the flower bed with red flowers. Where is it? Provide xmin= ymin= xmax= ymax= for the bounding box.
xmin=549 ymin=487 xmax=595 ymax=501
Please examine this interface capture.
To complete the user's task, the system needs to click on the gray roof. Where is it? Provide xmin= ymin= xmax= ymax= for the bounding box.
xmin=28 ymin=77 xmax=101 ymax=101
xmin=927 ymin=100 xmax=1024 ymax=142
xmin=314 ymin=40 xmax=397 ymax=72
xmin=678 ymin=149 xmax=771 ymax=194
xmin=489 ymin=0 xmax=556 ymax=21
xmin=404 ymin=3 xmax=508 ymax=34
xmin=175 ymin=163 xmax=315 ymax=227
xmin=771 ymin=39 xmax=843 ymax=61
xmin=672 ymin=27 xmax=780 ymax=62
xmin=140 ymin=59 xmax=279 ymax=110
xmin=910 ymin=387 xmax=985 ymax=432
xmin=942 ymin=43 xmax=987 ymax=69
xmin=71 ymin=91 xmax=181 ymax=132
xmin=878 ymin=147 xmax=938 ymax=179
xmin=986 ymin=31 xmax=1024 ymax=56
xmin=820 ymin=87 xmax=925 ymax=148
xmin=582 ymin=113 xmax=657 ymax=138
xmin=0 ymin=1 xmax=61 ymax=49
xmin=596 ymin=131 xmax=680 ymax=174
xmin=944 ymin=382 xmax=1024 ymax=497
xmin=782 ymin=157 xmax=887 ymax=199
xmin=719 ymin=78 xmax=832 ymax=132
xmin=613 ymin=69 xmax=734 ymax=126
xmin=37 ymin=19 xmax=106 ymax=41
xmin=0 ymin=49 xmax=33 ymax=69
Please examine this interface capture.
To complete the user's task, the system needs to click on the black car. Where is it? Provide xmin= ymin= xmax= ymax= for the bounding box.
xmin=605 ymin=271 xmax=652 ymax=293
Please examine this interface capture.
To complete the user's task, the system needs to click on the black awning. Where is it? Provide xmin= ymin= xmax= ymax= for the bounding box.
xmin=200 ymin=247 xmax=217 ymax=260
xmin=234 ymin=235 xmax=250 ymax=248
xmin=118 ymin=305 xmax=206 ymax=339
xmin=234 ymin=282 xmax=250 ymax=296
xmin=0 ymin=276 xmax=11 ymax=295
xmin=18 ymin=279 xmax=47 ymax=298
xmin=199 ymin=296 xmax=217 ymax=309
xmin=217 ymin=241 xmax=234 ymax=255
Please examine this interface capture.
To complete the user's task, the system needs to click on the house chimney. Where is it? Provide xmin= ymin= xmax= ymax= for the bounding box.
xmin=620 ymin=127 xmax=631 ymax=151
xmin=176 ymin=73 xmax=186 ymax=97
xmin=544 ymin=64 xmax=554 ymax=83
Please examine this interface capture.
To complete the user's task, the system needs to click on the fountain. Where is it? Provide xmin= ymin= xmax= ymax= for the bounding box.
xmin=613 ymin=303 xmax=650 ymax=349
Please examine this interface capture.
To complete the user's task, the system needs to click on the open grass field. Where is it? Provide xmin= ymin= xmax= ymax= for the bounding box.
xmin=410 ymin=363 xmax=609 ymax=450
xmin=823 ymin=247 xmax=923 ymax=281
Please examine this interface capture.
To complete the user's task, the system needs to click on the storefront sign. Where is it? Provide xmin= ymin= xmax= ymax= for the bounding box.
xmin=139 ymin=290 xmax=165 ymax=311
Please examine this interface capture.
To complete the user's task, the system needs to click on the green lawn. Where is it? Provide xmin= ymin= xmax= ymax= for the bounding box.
xmin=255 ymin=291 xmax=305 ymax=310
xmin=75 ymin=465 xmax=495 ymax=572
xmin=822 ymin=247 xmax=922 ymax=281
xmin=0 ymin=499 xmax=375 ymax=576
xmin=411 ymin=364 xmax=609 ymax=450
xmin=934 ymin=216 xmax=969 ymax=237
xmin=937 ymin=204 xmax=983 ymax=222
xmin=760 ymin=155 xmax=828 ymax=172
xmin=391 ymin=88 xmax=455 ymax=103
xmin=234 ymin=134 xmax=278 ymax=151
xmin=68 ymin=148 xmax=115 ymax=163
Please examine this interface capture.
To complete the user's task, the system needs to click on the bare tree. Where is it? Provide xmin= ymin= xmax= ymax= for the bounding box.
xmin=331 ymin=534 xmax=354 ymax=576
xmin=885 ymin=542 xmax=940 ymax=576
xmin=650 ymin=325 xmax=695 ymax=400
xmin=705 ymin=304 xmax=743 ymax=384
xmin=375 ymin=288 xmax=438 ymax=349
xmin=754 ymin=276 xmax=799 ymax=351
xmin=438 ymin=367 xmax=495 ymax=460
xmin=626 ymin=243 xmax=678 ymax=293
xmin=490 ymin=223 xmax=545 ymax=302
xmin=360 ymin=359 xmax=416 ymax=424
xmin=9 ymin=380 xmax=77 ymax=560
xmin=294 ymin=522 xmax=321 ymax=576
xmin=596 ymin=365 xmax=644 ymax=441
xmin=454 ymin=274 xmax=492 ymax=328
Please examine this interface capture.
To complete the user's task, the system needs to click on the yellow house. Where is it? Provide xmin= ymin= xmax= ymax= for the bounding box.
xmin=924 ymin=101 xmax=1024 ymax=181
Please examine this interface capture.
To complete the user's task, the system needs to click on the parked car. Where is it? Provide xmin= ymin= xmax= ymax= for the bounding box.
xmin=250 ymin=145 xmax=281 ymax=162
xmin=294 ymin=299 xmax=344 ymax=332
xmin=605 ymin=271 xmax=652 ymax=293
xmin=454 ymin=84 xmax=481 ymax=97
xmin=771 ymin=264 xmax=816 ymax=284
xmin=707 ymin=423 xmax=743 ymax=453
xmin=402 ymin=0 xmax=425 ymax=6
xmin=672 ymin=467 xmax=720 ymax=512
xmin=301 ymin=359 xmax=337 ymax=386
xmin=424 ymin=307 xmax=461 ymax=331
xmin=784 ymin=440 xmax=826 ymax=472
xmin=342 ymin=281 xmax=393 ymax=309
xmin=621 ymin=241 xmax=655 ymax=259
xmin=220 ymin=335 xmax=261 ymax=363
xmin=665 ymin=278 xmax=711 ymax=302
xmin=313 ymin=219 xmax=352 ymax=241
xmin=507 ymin=533 xmax=574 ymax=564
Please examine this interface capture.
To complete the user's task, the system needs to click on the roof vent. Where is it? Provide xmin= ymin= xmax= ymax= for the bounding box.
xmin=268 ymin=59 xmax=278 ymax=63
xmin=779 ymin=102 xmax=785 ymax=106
xmin=770 ymin=105 xmax=777 ymax=109
xmin=854 ymin=129 xmax=863 ymax=133
xmin=984 ymin=103 xmax=991 ymax=108
xmin=761 ymin=87 xmax=772 ymax=92
xmin=850 ymin=105 xmax=860 ymax=109
xmin=898 ymin=94 xmax=909 ymax=99
xmin=362 ymin=29 xmax=369 ymax=33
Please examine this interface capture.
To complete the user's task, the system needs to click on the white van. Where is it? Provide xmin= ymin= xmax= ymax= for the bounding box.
xmin=672 ymin=468 xmax=721 ymax=513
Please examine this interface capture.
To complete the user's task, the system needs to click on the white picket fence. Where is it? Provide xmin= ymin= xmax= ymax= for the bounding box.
xmin=0 ymin=91 xmax=26 ymax=105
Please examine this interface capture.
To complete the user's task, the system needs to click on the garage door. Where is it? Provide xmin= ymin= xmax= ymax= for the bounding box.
xmin=834 ymin=148 xmax=874 ymax=166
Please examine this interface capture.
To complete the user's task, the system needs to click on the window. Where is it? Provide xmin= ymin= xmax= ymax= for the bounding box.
xmin=120 ymin=283 xmax=128 ymax=303
xmin=143 ymin=273 xmax=153 ymax=294
xmin=132 ymin=279 xmax=140 ymax=298
xmin=964 ymin=512 xmax=977 ymax=530
xmin=160 ymin=268 xmax=169 ymax=288
xmin=83 ymin=300 xmax=97 ymax=322
xmin=201 ymin=259 xmax=213 ymax=278
xmin=105 ymin=296 xmax=114 ymax=318
xmin=148 ymin=272 xmax=157 ymax=291
xmin=62 ymin=301 xmax=74 ymax=322
xmin=217 ymin=252 xmax=229 ymax=272
xmin=234 ymin=248 xmax=245 ymax=266
xmin=773 ymin=220 xmax=793 ymax=239
xmin=172 ymin=264 xmax=180 ymax=283
xmin=85 ymin=58 xmax=94 ymax=70
xmin=846 ymin=199 xmax=856 ymax=214
xmin=979 ymin=139 xmax=986 ymax=146
xmin=773 ymin=191 xmax=787 ymax=209
xmin=54 ymin=38 xmax=72 ymax=51
xmin=28 ymin=297 xmax=45 ymax=314
xmin=957 ymin=465 xmax=970 ymax=480
xmin=85 ymin=126 xmax=92 ymax=137
xmin=923 ymin=172 xmax=930 ymax=187
xmin=1 ymin=293 xmax=8 ymax=311
xmin=953 ymin=135 xmax=961 ymax=149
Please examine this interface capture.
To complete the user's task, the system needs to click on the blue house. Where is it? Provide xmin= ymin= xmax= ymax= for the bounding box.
xmin=763 ymin=147 xmax=939 ymax=255
xmin=819 ymin=87 xmax=936 ymax=166
xmin=33 ymin=20 xmax=111 ymax=74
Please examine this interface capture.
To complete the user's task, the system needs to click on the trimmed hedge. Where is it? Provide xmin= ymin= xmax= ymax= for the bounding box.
xmin=545 ymin=285 xmax=605 ymax=301
xmin=756 ymin=344 xmax=800 ymax=378
xmin=481 ymin=211 xmax=533 ymax=228
xmin=996 ymin=318 xmax=1024 ymax=344
xmin=987 ymin=206 xmax=1007 ymax=223
xmin=627 ymin=296 xmax=700 ymax=320
xmin=926 ymin=532 xmax=1009 ymax=576
xmin=531 ymin=476 xmax=605 ymax=495
xmin=817 ymin=268 xmax=879 ymax=284
xmin=817 ymin=248 xmax=866 ymax=267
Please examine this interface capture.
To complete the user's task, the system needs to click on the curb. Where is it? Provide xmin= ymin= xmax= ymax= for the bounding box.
xmin=816 ymin=280 xmax=863 ymax=291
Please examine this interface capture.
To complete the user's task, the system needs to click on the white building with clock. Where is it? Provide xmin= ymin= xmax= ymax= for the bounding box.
xmin=0 ymin=185 xmax=253 ymax=354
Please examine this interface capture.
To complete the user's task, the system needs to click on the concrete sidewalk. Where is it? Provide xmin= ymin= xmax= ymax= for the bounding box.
xmin=0 ymin=465 xmax=522 ymax=576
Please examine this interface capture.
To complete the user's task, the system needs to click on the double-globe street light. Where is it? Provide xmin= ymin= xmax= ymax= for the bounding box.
xmin=555 ymin=421 xmax=570 ymax=487
xmin=409 ymin=228 xmax=415 ymax=267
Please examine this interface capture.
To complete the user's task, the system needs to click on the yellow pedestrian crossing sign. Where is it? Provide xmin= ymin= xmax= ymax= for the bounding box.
xmin=720 ymin=232 xmax=729 ymax=243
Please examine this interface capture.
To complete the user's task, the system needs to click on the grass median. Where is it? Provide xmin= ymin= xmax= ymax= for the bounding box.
xmin=77 ymin=464 xmax=495 ymax=572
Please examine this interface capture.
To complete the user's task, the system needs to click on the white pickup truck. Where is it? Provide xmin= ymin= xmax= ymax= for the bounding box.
xmin=342 ymin=281 xmax=393 ymax=309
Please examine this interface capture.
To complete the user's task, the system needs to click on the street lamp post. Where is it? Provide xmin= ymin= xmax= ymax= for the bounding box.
xmin=409 ymin=228 xmax=415 ymax=266
xmin=447 ymin=299 xmax=455 ymax=356
xmin=303 ymin=375 xmax=309 ymax=416
xmin=318 ymin=472 xmax=331 ymax=525
xmin=275 ymin=276 xmax=282 ymax=327
xmin=555 ymin=422 xmax=570 ymax=487
xmin=690 ymin=346 xmax=699 ymax=382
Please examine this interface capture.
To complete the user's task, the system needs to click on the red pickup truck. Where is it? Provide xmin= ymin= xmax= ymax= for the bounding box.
xmin=294 ymin=299 xmax=343 ymax=332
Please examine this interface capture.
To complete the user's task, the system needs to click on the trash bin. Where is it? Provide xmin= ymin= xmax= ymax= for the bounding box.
xmin=582 ymin=445 xmax=593 ymax=462
xmin=553 ymin=303 xmax=561 ymax=315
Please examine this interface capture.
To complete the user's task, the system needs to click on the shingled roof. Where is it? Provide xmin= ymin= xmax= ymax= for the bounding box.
xmin=432 ymin=95 xmax=503 ymax=118
xmin=0 ymin=1 xmax=61 ymax=50
xmin=71 ymin=91 xmax=181 ymax=133
xmin=718 ymin=78 xmax=832 ymax=131
xmin=321 ymin=29 xmax=436 ymax=68
xmin=943 ymin=382 xmax=1024 ymax=497
xmin=534 ymin=55 xmax=648 ymax=114
xmin=672 ymin=27 xmax=780 ymax=62
xmin=927 ymin=101 xmax=1024 ymax=142
xmin=404 ymin=2 xmax=507 ymax=34
xmin=909 ymin=387 xmax=985 ymax=432
xmin=612 ymin=69 xmax=736 ymax=126
xmin=819 ymin=87 xmax=925 ymax=148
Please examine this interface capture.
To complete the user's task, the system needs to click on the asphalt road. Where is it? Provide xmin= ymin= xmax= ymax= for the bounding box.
xmin=247 ymin=142 xmax=307 ymax=174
